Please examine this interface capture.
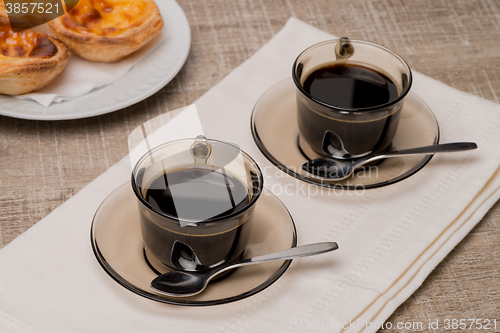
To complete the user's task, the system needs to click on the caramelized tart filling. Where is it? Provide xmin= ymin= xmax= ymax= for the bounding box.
xmin=62 ymin=0 xmax=152 ymax=37
xmin=0 ymin=27 xmax=57 ymax=59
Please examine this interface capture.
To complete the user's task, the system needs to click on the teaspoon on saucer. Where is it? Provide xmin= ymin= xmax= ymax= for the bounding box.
xmin=302 ymin=142 xmax=478 ymax=180
xmin=151 ymin=242 xmax=339 ymax=297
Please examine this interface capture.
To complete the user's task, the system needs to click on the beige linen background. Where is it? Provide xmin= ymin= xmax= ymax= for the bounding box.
xmin=0 ymin=0 xmax=499 ymax=331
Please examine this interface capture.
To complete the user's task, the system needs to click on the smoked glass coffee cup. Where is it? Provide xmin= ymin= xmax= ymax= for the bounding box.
xmin=293 ymin=38 xmax=413 ymax=160
xmin=131 ymin=137 xmax=263 ymax=270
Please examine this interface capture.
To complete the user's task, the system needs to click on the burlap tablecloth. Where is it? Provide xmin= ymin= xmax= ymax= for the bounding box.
xmin=1 ymin=1 xmax=499 ymax=331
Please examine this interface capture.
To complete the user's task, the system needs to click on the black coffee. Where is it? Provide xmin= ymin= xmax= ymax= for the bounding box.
xmin=138 ymin=166 xmax=256 ymax=269
xmin=143 ymin=167 xmax=250 ymax=221
xmin=297 ymin=63 xmax=404 ymax=158
xmin=303 ymin=63 xmax=399 ymax=108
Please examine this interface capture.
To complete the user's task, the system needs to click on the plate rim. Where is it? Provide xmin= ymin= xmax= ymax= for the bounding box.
xmin=0 ymin=0 xmax=191 ymax=121
xmin=90 ymin=182 xmax=298 ymax=306
xmin=251 ymin=78 xmax=441 ymax=190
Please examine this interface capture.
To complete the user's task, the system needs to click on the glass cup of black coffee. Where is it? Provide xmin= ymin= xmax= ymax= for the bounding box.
xmin=292 ymin=38 xmax=413 ymax=160
xmin=131 ymin=137 xmax=263 ymax=270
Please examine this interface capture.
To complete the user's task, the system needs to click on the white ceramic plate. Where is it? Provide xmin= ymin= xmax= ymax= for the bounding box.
xmin=0 ymin=0 xmax=191 ymax=121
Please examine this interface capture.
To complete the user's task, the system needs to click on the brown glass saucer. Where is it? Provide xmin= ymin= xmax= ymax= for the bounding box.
xmin=251 ymin=79 xmax=440 ymax=189
xmin=91 ymin=183 xmax=297 ymax=306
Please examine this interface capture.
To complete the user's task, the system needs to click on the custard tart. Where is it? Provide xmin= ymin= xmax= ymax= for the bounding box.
xmin=49 ymin=0 xmax=164 ymax=63
xmin=0 ymin=21 xmax=70 ymax=95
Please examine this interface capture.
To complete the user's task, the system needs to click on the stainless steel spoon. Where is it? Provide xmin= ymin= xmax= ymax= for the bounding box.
xmin=151 ymin=242 xmax=339 ymax=297
xmin=302 ymin=142 xmax=477 ymax=180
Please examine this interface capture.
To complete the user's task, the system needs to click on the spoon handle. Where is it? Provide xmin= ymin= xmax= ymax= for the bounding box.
xmin=379 ymin=142 xmax=477 ymax=158
xmin=223 ymin=242 xmax=338 ymax=271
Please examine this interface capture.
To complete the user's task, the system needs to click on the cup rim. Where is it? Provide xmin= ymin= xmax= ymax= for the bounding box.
xmin=292 ymin=39 xmax=413 ymax=115
xmin=131 ymin=138 xmax=264 ymax=225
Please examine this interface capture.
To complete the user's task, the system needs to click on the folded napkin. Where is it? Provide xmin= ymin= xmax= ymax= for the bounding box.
xmin=2 ymin=17 xmax=500 ymax=333
xmin=14 ymin=25 xmax=168 ymax=107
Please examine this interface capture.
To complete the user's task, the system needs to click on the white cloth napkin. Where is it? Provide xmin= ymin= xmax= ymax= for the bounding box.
xmin=1 ymin=17 xmax=500 ymax=333
xmin=14 ymin=26 xmax=168 ymax=107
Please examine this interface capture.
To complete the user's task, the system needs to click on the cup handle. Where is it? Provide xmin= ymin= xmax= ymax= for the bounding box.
xmin=190 ymin=135 xmax=212 ymax=164
xmin=335 ymin=37 xmax=355 ymax=60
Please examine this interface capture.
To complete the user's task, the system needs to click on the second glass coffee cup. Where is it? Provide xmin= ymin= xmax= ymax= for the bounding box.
xmin=131 ymin=137 xmax=263 ymax=270
xmin=293 ymin=38 xmax=413 ymax=160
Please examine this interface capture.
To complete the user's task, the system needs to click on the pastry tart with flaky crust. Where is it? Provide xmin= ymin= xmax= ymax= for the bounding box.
xmin=49 ymin=0 xmax=164 ymax=63
xmin=0 ymin=18 xmax=70 ymax=95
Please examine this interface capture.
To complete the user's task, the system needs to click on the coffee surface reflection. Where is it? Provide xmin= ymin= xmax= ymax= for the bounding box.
xmin=142 ymin=166 xmax=250 ymax=221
